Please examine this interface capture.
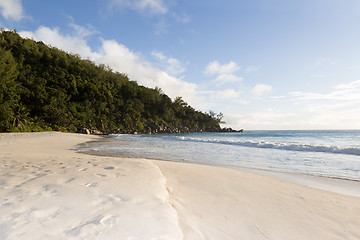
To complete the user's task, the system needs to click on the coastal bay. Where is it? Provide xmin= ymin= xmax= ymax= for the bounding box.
xmin=1 ymin=132 xmax=359 ymax=239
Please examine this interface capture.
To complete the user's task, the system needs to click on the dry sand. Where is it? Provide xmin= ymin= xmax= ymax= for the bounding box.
xmin=1 ymin=132 xmax=359 ymax=240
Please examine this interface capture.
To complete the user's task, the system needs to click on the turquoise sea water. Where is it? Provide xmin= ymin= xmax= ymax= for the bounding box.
xmin=76 ymin=130 xmax=360 ymax=181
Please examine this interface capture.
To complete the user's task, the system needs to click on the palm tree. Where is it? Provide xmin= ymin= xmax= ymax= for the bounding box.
xmin=12 ymin=105 xmax=29 ymax=131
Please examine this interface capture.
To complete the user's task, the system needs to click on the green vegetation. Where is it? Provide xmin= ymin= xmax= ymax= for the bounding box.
xmin=0 ymin=30 xmax=223 ymax=133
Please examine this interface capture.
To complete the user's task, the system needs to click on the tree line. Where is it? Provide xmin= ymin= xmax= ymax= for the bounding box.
xmin=0 ymin=30 xmax=223 ymax=133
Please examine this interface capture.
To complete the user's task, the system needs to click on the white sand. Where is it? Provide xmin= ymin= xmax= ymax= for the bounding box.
xmin=0 ymin=133 xmax=182 ymax=240
xmin=1 ymin=132 xmax=360 ymax=240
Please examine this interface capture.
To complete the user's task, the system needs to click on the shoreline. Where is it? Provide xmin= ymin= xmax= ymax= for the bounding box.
xmin=79 ymin=150 xmax=360 ymax=198
xmin=232 ymin=165 xmax=360 ymax=198
xmin=1 ymin=132 xmax=360 ymax=239
xmin=75 ymin=134 xmax=360 ymax=198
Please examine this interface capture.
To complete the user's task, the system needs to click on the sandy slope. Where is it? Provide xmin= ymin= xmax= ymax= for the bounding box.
xmin=0 ymin=132 xmax=182 ymax=240
xmin=1 ymin=132 xmax=359 ymax=240
xmin=156 ymin=160 xmax=360 ymax=240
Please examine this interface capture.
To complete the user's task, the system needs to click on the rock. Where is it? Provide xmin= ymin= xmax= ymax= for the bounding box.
xmin=79 ymin=128 xmax=91 ymax=135
xmin=91 ymin=130 xmax=103 ymax=135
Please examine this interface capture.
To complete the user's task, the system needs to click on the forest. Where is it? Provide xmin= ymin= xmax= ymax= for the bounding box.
xmin=0 ymin=30 xmax=223 ymax=134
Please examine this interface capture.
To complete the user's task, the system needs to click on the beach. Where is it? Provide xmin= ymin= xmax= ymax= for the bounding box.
xmin=1 ymin=132 xmax=360 ymax=239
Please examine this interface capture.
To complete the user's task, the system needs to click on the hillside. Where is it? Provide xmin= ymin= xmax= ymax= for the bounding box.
xmin=0 ymin=30 xmax=223 ymax=134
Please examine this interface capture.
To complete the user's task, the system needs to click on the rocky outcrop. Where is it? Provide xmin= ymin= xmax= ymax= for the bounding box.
xmin=110 ymin=122 xmax=243 ymax=135
xmin=79 ymin=122 xmax=243 ymax=135
xmin=212 ymin=127 xmax=244 ymax=133
xmin=79 ymin=128 xmax=104 ymax=135
xmin=79 ymin=128 xmax=91 ymax=135
xmin=112 ymin=125 xmax=198 ymax=135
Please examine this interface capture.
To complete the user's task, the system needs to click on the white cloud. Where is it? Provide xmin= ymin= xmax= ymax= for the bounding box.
xmin=109 ymin=0 xmax=167 ymax=15
xmin=20 ymin=26 xmax=96 ymax=59
xmin=221 ymin=80 xmax=360 ymax=130
xmin=244 ymin=79 xmax=360 ymax=129
xmin=210 ymin=89 xmax=241 ymax=100
xmin=225 ymin=102 xmax=360 ymax=130
xmin=251 ymin=84 xmax=273 ymax=97
xmin=0 ymin=0 xmax=24 ymax=21
xmin=69 ymin=22 xmax=98 ymax=38
xmin=166 ymin=58 xmax=186 ymax=76
xmin=97 ymin=40 xmax=195 ymax=101
xmin=215 ymin=73 xmax=242 ymax=83
xmin=290 ymin=80 xmax=360 ymax=101
xmin=151 ymin=50 xmax=166 ymax=61
xmin=19 ymin=26 xmax=202 ymax=108
xmin=295 ymin=100 xmax=360 ymax=130
xmin=204 ymin=60 xmax=242 ymax=84
xmin=204 ymin=61 xmax=240 ymax=75
xmin=151 ymin=50 xmax=186 ymax=76
xmin=334 ymin=80 xmax=360 ymax=90
xmin=223 ymin=112 xmax=296 ymax=130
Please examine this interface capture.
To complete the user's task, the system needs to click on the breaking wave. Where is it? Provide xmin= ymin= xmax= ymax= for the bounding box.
xmin=176 ymin=136 xmax=360 ymax=156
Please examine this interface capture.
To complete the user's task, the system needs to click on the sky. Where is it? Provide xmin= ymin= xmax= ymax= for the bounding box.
xmin=1 ymin=0 xmax=360 ymax=130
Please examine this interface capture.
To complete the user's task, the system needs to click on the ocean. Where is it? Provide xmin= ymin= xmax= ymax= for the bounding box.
xmin=75 ymin=130 xmax=360 ymax=181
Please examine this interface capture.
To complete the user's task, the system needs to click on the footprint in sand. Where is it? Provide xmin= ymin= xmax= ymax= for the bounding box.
xmin=110 ymin=194 xmax=126 ymax=202
xmin=42 ymin=184 xmax=58 ymax=197
xmin=79 ymin=168 xmax=87 ymax=172
xmin=2 ymin=202 xmax=13 ymax=207
xmin=65 ymin=177 xmax=76 ymax=183
xmin=96 ymin=174 xmax=107 ymax=178
xmin=85 ymin=182 xmax=98 ymax=188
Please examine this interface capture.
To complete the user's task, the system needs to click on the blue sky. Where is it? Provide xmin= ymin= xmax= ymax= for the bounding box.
xmin=1 ymin=0 xmax=360 ymax=129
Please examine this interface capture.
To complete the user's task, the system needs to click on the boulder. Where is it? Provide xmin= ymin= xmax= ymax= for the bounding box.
xmin=79 ymin=128 xmax=91 ymax=135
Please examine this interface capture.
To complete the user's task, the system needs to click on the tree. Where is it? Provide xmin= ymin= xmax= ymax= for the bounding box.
xmin=0 ymin=30 xmax=223 ymax=133
xmin=12 ymin=104 xmax=30 ymax=131
xmin=0 ymin=45 xmax=19 ymax=131
xmin=216 ymin=112 xmax=226 ymax=124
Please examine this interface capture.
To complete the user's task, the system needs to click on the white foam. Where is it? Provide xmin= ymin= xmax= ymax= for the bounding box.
xmin=178 ymin=136 xmax=360 ymax=156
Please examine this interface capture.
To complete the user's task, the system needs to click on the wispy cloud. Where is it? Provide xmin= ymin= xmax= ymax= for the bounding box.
xmin=276 ymin=79 xmax=360 ymax=129
xmin=154 ymin=19 xmax=169 ymax=35
xmin=19 ymin=25 xmax=203 ymax=109
xmin=68 ymin=22 xmax=98 ymax=38
xmin=245 ymin=65 xmax=261 ymax=73
xmin=109 ymin=0 xmax=168 ymax=15
xmin=251 ymin=84 xmax=273 ymax=97
xmin=290 ymin=80 xmax=360 ymax=101
xmin=151 ymin=50 xmax=186 ymax=76
xmin=204 ymin=61 xmax=239 ymax=75
xmin=172 ymin=12 xmax=191 ymax=23
xmin=334 ymin=80 xmax=360 ymax=90
xmin=204 ymin=60 xmax=242 ymax=84
xmin=224 ymin=111 xmax=296 ymax=130
xmin=210 ymin=89 xmax=241 ymax=100
xmin=0 ymin=0 xmax=24 ymax=21
xmin=315 ymin=57 xmax=341 ymax=66
xmin=107 ymin=0 xmax=189 ymax=35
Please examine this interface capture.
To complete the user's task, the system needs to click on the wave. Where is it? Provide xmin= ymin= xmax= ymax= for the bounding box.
xmin=176 ymin=136 xmax=360 ymax=156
